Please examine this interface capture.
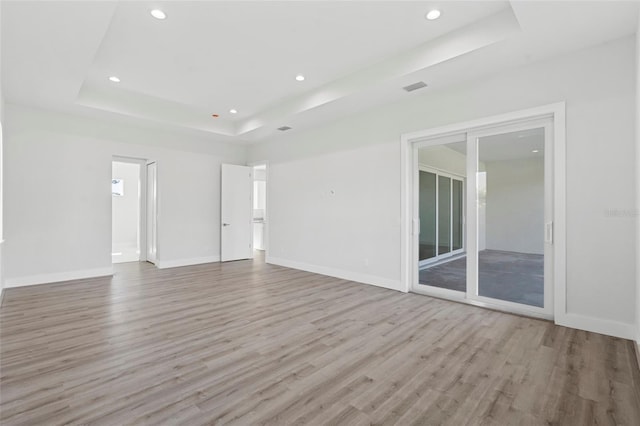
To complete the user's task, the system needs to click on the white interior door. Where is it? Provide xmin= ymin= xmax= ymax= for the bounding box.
xmin=221 ymin=164 xmax=253 ymax=262
xmin=146 ymin=162 xmax=157 ymax=264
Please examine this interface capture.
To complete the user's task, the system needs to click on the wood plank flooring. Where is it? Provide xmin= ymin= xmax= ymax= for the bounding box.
xmin=1 ymin=257 xmax=639 ymax=425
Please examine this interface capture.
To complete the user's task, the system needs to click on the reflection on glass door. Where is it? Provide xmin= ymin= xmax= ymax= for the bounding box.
xmin=416 ymin=141 xmax=467 ymax=292
xmin=452 ymin=180 xmax=463 ymax=251
xmin=418 ymin=171 xmax=437 ymax=260
xmin=438 ymin=176 xmax=451 ymax=256
xmin=418 ymin=170 xmax=464 ymax=266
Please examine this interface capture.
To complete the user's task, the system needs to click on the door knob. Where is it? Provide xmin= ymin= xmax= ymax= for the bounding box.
xmin=223 ymin=223 xmax=231 ymax=227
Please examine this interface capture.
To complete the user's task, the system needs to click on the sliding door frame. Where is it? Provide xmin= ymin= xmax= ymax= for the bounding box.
xmin=400 ymin=102 xmax=566 ymax=322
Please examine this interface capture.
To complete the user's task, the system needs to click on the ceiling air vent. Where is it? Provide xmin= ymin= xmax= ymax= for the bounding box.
xmin=402 ymin=81 xmax=428 ymax=92
xmin=277 ymin=126 xmax=292 ymax=131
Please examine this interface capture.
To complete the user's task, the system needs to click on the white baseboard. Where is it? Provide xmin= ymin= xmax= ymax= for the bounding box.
xmin=266 ymin=256 xmax=404 ymax=293
xmin=556 ymin=313 xmax=636 ymax=340
xmin=156 ymin=255 xmax=220 ymax=269
xmin=4 ymin=267 xmax=114 ymax=288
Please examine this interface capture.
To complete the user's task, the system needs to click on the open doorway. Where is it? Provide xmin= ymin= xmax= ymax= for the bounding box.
xmin=252 ymin=164 xmax=267 ymax=258
xmin=112 ymin=160 xmax=141 ymax=263
xmin=111 ymin=157 xmax=156 ymax=266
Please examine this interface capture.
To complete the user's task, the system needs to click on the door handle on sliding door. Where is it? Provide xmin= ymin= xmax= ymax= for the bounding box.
xmin=545 ymin=222 xmax=553 ymax=244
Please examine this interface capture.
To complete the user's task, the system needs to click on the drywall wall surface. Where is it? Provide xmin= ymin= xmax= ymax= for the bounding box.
xmin=249 ymin=36 xmax=637 ymax=326
xmin=0 ymin=0 xmax=4 ymax=295
xmin=268 ymin=141 xmax=400 ymax=285
xmin=3 ymin=104 xmax=246 ymax=284
xmin=111 ymin=161 xmax=140 ymax=256
xmin=636 ymin=15 xmax=640 ymax=344
xmin=485 ymin=157 xmax=544 ymax=255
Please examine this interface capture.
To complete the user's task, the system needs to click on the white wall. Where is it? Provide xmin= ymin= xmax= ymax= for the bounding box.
xmin=3 ymin=104 xmax=246 ymax=285
xmin=249 ymin=36 xmax=637 ymax=330
xmin=0 ymin=0 xmax=5 ymax=300
xmin=111 ymin=161 xmax=140 ymax=260
xmin=485 ymin=157 xmax=544 ymax=255
xmin=266 ymin=142 xmax=401 ymax=289
xmin=636 ymin=14 xmax=640 ymax=346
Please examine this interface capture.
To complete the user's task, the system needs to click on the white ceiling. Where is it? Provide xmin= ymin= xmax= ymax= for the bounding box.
xmin=2 ymin=1 xmax=639 ymax=144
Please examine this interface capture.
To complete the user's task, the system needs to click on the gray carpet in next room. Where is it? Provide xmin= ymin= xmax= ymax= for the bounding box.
xmin=418 ymin=249 xmax=544 ymax=308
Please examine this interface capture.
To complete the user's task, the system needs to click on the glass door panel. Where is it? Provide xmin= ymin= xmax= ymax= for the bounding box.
xmin=416 ymin=142 xmax=467 ymax=293
xmin=476 ymin=127 xmax=545 ymax=308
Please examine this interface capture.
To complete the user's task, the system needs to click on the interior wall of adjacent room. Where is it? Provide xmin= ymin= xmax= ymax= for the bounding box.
xmin=248 ymin=36 xmax=636 ymax=326
xmin=485 ymin=157 xmax=544 ymax=255
xmin=635 ymin=14 xmax=640 ymax=346
xmin=3 ymin=104 xmax=246 ymax=284
xmin=112 ymin=161 xmax=140 ymax=259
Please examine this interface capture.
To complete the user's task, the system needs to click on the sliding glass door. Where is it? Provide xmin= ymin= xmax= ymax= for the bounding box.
xmin=412 ymin=118 xmax=554 ymax=318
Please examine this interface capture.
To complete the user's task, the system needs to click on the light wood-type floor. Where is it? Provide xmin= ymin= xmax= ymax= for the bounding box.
xmin=1 ymin=257 xmax=639 ymax=425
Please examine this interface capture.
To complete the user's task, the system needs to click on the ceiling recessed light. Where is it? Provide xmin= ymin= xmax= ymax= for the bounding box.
xmin=229 ymin=109 xmax=238 ymax=114
xmin=150 ymin=9 xmax=167 ymax=20
xmin=532 ymin=149 xmax=539 ymax=153
xmin=108 ymin=76 xmax=120 ymax=83
xmin=295 ymin=74 xmax=305 ymax=82
xmin=426 ymin=9 xmax=441 ymax=20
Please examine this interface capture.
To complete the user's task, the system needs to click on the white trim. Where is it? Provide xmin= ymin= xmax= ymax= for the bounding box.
xmin=248 ymin=160 xmax=270 ymax=257
xmin=267 ymin=256 xmax=404 ymax=293
xmin=551 ymin=106 xmax=567 ymax=325
xmin=146 ymin=161 xmax=158 ymax=265
xmin=156 ymin=255 xmax=220 ymax=269
xmin=4 ymin=267 xmax=114 ymax=288
xmin=557 ymin=313 xmax=636 ymax=340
